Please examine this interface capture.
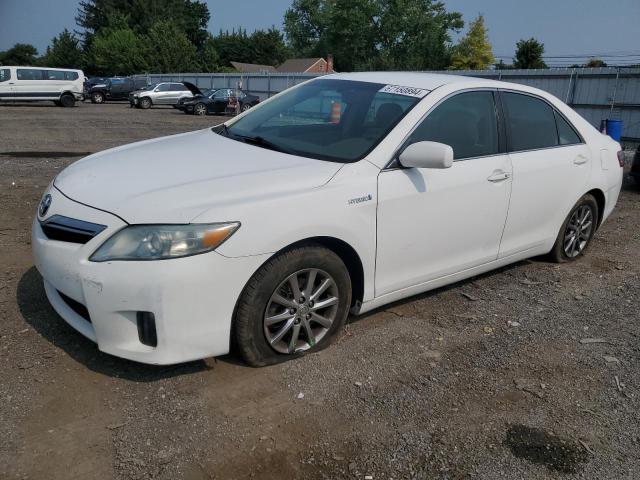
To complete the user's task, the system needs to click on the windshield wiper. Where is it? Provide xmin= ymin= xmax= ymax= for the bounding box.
xmin=231 ymin=133 xmax=295 ymax=155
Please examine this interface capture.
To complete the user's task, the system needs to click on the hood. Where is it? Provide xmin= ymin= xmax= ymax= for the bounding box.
xmin=54 ymin=129 xmax=343 ymax=224
xmin=182 ymin=81 xmax=202 ymax=96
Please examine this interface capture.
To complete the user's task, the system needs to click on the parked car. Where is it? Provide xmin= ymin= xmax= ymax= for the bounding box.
xmin=174 ymin=88 xmax=216 ymax=110
xmin=630 ymin=145 xmax=640 ymax=185
xmin=84 ymin=76 xmax=107 ymax=94
xmin=130 ymin=81 xmax=200 ymax=109
xmin=87 ymin=77 xmax=149 ymax=103
xmin=33 ymin=72 xmax=624 ymax=366
xmin=182 ymin=88 xmax=260 ymax=115
xmin=0 ymin=66 xmax=84 ymax=107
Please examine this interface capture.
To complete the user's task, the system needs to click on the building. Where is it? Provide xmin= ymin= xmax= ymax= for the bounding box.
xmin=230 ymin=62 xmax=277 ymax=74
xmin=230 ymin=55 xmax=335 ymax=74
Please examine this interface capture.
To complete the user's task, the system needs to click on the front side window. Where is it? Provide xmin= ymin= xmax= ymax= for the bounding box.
xmin=17 ymin=69 xmax=43 ymax=80
xmin=225 ymin=79 xmax=424 ymax=163
xmin=502 ymin=92 xmax=558 ymax=151
xmin=65 ymin=71 xmax=79 ymax=80
xmin=407 ymin=91 xmax=499 ymax=160
xmin=155 ymin=83 xmax=170 ymax=92
xmin=0 ymin=69 xmax=10 ymax=82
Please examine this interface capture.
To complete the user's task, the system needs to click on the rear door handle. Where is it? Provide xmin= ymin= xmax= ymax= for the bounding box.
xmin=487 ymin=171 xmax=511 ymax=182
xmin=573 ymin=155 xmax=588 ymax=165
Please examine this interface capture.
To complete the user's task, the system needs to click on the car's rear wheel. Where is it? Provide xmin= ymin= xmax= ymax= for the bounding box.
xmin=59 ymin=94 xmax=75 ymax=108
xmin=91 ymin=92 xmax=105 ymax=104
xmin=139 ymin=97 xmax=152 ymax=109
xmin=549 ymin=194 xmax=598 ymax=262
xmin=234 ymin=244 xmax=351 ymax=367
xmin=194 ymin=103 xmax=207 ymax=116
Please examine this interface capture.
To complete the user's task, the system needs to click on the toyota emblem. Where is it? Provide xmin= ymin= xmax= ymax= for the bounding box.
xmin=39 ymin=194 xmax=52 ymax=217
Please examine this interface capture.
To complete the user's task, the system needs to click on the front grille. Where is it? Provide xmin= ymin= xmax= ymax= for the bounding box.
xmin=57 ymin=290 xmax=91 ymax=323
xmin=40 ymin=215 xmax=106 ymax=244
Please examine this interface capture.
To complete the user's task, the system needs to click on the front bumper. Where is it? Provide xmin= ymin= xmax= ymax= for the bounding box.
xmin=32 ymin=187 xmax=268 ymax=364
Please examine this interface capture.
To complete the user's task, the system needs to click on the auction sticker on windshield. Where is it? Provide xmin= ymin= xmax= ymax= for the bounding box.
xmin=378 ymin=85 xmax=429 ymax=98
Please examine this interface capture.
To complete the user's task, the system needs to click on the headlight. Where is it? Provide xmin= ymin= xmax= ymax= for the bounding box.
xmin=89 ymin=222 xmax=240 ymax=262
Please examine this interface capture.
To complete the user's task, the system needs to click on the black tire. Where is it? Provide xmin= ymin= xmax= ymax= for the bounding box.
xmin=53 ymin=100 xmax=61 ymax=106
xmin=193 ymin=103 xmax=207 ymax=116
xmin=59 ymin=94 xmax=75 ymax=108
xmin=234 ymin=244 xmax=352 ymax=367
xmin=91 ymin=92 xmax=105 ymax=104
xmin=139 ymin=97 xmax=152 ymax=109
xmin=548 ymin=193 xmax=599 ymax=263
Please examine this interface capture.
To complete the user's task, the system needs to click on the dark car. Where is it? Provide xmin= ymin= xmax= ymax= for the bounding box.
xmin=174 ymin=88 xmax=216 ymax=111
xmin=182 ymin=88 xmax=260 ymax=116
xmin=630 ymin=144 xmax=640 ymax=186
xmin=88 ymin=77 xmax=149 ymax=104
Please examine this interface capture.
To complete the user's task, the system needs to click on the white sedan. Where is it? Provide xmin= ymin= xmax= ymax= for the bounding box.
xmin=32 ymin=72 xmax=624 ymax=366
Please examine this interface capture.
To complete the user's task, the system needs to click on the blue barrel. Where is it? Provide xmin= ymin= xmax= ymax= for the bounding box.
xmin=605 ymin=119 xmax=623 ymax=142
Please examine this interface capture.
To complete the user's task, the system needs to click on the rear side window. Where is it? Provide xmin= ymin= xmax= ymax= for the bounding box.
xmin=17 ymin=69 xmax=44 ymax=80
xmin=0 ymin=69 xmax=10 ymax=82
xmin=170 ymin=83 xmax=188 ymax=91
xmin=502 ymin=92 xmax=558 ymax=151
xmin=555 ymin=111 xmax=581 ymax=145
xmin=45 ymin=70 xmax=65 ymax=80
xmin=408 ymin=91 xmax=499 ymax=160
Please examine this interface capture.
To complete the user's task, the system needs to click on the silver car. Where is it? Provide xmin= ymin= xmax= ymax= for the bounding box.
xmin=130 ymin=82 xmax=200 ymax=109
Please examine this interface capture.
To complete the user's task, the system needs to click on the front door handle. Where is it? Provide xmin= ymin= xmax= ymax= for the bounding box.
xmin=573 ymin=155 xmax=588 ymax=165
xmin=487 ymin=171 xmax=511 ymax=182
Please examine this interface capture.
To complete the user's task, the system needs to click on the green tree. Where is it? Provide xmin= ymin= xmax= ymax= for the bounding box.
xmin=212 ymin=29 xmax=255 ymax=67
xmin=250 ymin=28 xmax=290 ymax=66
xmin=0 ymin=43 xmax=39 ymax=65
xmin=284 ymin=0 xmax=463 ymax=71
xmin=40 ymin=30 xmax=84 ymax=68
xmin=586 ymin=58 xmax=607 ymax=67
xmin=88 ymin=15 xmax=147 ymax=75
xmin=494 ymin=59 xmax=513 ymax=70
xmin=76 ymin=0 xmax=210 ymax=49
xmin=143 ymin=20 xmax=199 ymax=72
xmin=449 ymin=14 xmax=494 ymax=70
xmin=513 ymin=38 xmax=547 ymax=69
xmin=199 ymin=34 xmax=220 ymax=72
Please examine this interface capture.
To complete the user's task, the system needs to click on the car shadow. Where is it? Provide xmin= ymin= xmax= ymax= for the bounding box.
xmin=17 ymin=267 xmax=215 ymax=381
xmin=350 ymin=260 xmax=530 ymax=324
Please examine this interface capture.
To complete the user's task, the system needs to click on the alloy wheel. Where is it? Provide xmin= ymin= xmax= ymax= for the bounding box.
xmin=264 ymin=268 xmax=339 ymax=354
xmin=563 ymin=205 xmax=593 ymax=258
xmin=195 ymin=104 xmax=206 ymax=116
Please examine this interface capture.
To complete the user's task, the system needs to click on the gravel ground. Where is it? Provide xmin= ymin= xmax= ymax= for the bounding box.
xmin=0 ymin=102 xmax=638 ymax=480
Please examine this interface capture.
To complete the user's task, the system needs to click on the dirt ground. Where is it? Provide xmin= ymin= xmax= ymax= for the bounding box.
xmin=0 ymin=102 xmax=639 ymax=480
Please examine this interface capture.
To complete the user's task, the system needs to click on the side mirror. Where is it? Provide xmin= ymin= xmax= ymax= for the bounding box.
xmin=398 ymin=141 xmax=453 ymax=169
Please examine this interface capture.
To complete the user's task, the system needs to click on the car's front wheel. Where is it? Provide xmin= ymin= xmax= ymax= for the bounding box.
xmin=138 ymin=97 xmax=152 ymax=109
xmin=549 ymin=193 xmax=598 ymax=262
xmin=234 ymin=245 xmax=352 ymax=367
xmin=59 ymin=94 xmax=76 ymax=108
xmin=91 ymin=92 xmax=105 ymax=104
xmin=241 ymin=103 xmax=252 ymax=112
xmin=194 ymin=103 xmax=207 ymax=116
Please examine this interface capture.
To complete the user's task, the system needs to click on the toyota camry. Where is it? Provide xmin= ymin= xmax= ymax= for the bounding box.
xmin=33 ymin=72 xmax=624 ymax=366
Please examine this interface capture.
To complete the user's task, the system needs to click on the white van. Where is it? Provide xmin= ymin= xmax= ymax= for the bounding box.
xmin=0 ymin=66 xmax=85 ymax=107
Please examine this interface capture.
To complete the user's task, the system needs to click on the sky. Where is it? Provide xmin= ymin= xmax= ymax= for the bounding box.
xmin=1 ymin=0 xmax=639 ymax=66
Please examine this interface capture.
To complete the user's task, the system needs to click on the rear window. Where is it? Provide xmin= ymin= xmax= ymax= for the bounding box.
xmin=502 ymin=92 xmax=558 ymax=151
xmin=0 ymin=69 xmax=10 ymax=82
xmin=17 ymin=69 xmax=43 ymax=80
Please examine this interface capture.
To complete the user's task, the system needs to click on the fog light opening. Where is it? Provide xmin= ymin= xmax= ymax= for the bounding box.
xmin=136 ymin=312 xmax=158 ymax=347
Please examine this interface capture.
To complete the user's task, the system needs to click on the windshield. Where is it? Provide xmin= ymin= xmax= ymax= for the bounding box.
xmin=222 ymin=79 xmax=427 ymax=163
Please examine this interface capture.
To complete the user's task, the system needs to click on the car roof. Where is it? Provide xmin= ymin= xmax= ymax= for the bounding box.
xmin=1 ymin=65 xmax=83 ymax=72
